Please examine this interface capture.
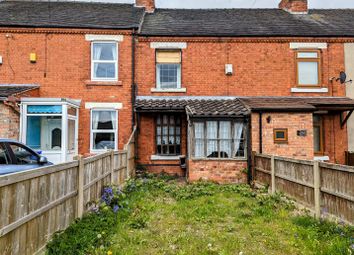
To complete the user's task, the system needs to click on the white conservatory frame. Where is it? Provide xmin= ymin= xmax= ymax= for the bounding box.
xmin=20 ymin=98 xmax=81 ymax=164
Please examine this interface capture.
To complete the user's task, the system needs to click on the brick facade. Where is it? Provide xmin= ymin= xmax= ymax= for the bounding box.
xmin=136 ymin=38 xmax=345 ymax=97
xmin=137 ymin=114 xmax=187 ymax=176
xmin=251 ymin=112 xmax=314 ymax=160
xmin=0 ymin=103 xmax=19 ymax=140
xmin=188 ymin=160 xmax=248 ymax=184
xmin=0 ymin=29 xmax=134 ymax=153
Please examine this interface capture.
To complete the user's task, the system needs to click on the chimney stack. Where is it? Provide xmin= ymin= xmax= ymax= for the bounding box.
xmin=136 ymin=0 xmax=155 ymax=13
xmin=279 ymin=0 xmax=308 ymax=14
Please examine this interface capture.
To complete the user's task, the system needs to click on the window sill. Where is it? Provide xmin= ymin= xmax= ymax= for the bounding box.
xmin=151 ymin=155 xmax=183 ymax=161
xmin=291 ymin=87 xmax=328 ymax=93
xmin=151 ymin=88 xmax=187 ymax=93
xmin=314 ymin=156 xmax=329 ymax=161
xmin=86 ymin=80 xmax=122 ymax=86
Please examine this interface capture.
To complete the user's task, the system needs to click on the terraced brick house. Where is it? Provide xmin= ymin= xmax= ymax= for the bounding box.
xmin=0 ymin=1 xmax=144 ymax=163
xmin=1 ymin=0 xmax=354 ymax=184
xmin=134 ymin=0 xmax=354 ymax=183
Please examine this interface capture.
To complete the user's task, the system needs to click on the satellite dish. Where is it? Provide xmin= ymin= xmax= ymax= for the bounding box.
xmin=339 ymin=71 xmax=347 ymax=84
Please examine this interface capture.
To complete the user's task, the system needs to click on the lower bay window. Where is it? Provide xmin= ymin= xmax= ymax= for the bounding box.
xmin=91 ymin=109 xmax=118 ymax=151
xmin=156 ymin=114 xmax=181 ymax=156
xmin=193 ymin=120 xmax=246 ymax=159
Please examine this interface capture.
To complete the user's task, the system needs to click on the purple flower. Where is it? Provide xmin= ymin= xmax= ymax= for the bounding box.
xmin=113 ymin=205 xmax=119 ymax=213
xmin=350 ymin=244 xmax=354 ymax=250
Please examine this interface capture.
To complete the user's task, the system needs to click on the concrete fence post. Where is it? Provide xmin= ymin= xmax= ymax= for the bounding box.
xmin=271 ymin=155 xmax=276 ymax=194
xmin=313 ymin=161 xmax=321 ymax=219
xmin=77 ymin=155 xmax=84 ymax=218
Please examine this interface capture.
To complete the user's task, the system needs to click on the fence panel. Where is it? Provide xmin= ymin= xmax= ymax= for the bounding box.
xmin=254 ymin=153 xmax=354 ymax=224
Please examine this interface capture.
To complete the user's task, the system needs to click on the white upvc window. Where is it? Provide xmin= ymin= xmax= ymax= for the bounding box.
xmin=91 ymin=41 xmax=118 ymax=81
xmin=90 ymin=109 xmax=118 ymax=152
xmin=156 ymin=50 xmax=182 ymax=89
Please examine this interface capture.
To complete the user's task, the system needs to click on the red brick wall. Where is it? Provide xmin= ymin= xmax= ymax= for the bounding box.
xmin=279 ymin=0 xmax=308 ymax=13
xmin=135 ymin=38 xmax=345 ymax=97
xmin=251 ymin=112 xmax=348 ymax=164
xmin=0 ymin=29 xmax=134 ymax=154
xmin=188 ymin=160 xmax=248 ymax=184
xmin=251 ymin=112 xmax=314 ymax=160
xmin=323 ymin=114 xmax=348 ymax=164
xmin=135 ymin=0 xmax=155 ymax=12
xmin=137 ymin=113 xmax=187 ymax=176
xmin=0 ymin=103 xmax=19 ymax=139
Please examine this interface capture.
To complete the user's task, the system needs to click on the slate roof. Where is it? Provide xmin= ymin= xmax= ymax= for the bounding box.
xmin=0 ymin=1 xmax=144 ymax=29
xmin=135 ymin=97 xmax=250 ymax=117
xmin=141 ymin=9 xmax=354 ymax=37
xmin=0 ymin=84 xmax=39 ymax=100
xmin=135 ymin=96 xmax=354 ymax=115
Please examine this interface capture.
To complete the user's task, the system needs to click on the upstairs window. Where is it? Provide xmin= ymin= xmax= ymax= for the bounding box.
xmin=156 ymin=50 xmax=181 ymax=89
xmin=296 ymin=50 xmax=321 ymax=86
xmin=91 ymin=42 xmax=118 ymax=81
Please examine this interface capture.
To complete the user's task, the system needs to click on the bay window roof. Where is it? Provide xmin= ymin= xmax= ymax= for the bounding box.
xmin=135 ymin=96 xmax=354 ymax=115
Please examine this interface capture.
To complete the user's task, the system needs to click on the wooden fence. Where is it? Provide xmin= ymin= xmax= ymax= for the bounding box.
xmin=253 ymin=153 xmax=354 ymax=224
xmin=0 ymin=128 xmax=136 ymax=255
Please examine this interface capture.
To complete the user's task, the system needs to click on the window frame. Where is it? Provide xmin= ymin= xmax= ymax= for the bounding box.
xmin=90 ymin=109 xmax=118 ymax=153
xmin=273 ymin=129 xmax=288 ymax=144
xmin=191 ymin=119 xmax=247 ymax=160
xmin=313 ymin=115 xmax=324 ymax=155
xmin=295 ymin=49 xmax=322 ymax=87
xmin=155 ymin=49 xmax=182 ymax=89
xmin=91 ymin=41 xmax=118 ymax=82
xmin=155 ymin=114 xmax=182 ymax=156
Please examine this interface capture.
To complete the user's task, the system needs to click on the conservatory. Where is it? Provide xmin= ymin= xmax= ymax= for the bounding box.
xmin=20 ymin=98 xmax=80 ymax=164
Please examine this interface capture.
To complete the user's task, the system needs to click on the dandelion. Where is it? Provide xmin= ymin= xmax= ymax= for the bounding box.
xmin=107 ymin=251 xmax=113 ymax=255
xmin=97 ymin=233 xmax=102 ymax=239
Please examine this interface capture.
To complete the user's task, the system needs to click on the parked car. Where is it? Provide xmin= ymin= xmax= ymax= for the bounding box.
xmin=0 ymin=139 xmax=53 ymax=175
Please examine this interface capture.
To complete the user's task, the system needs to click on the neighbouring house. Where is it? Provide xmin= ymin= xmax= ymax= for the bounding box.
xmin=0 ymin=1 xmax=144 ymax=163
xmin=0 ymin=84 xmax=39 ymax=139
xmin=134 ymin=0 xmax=354 ymax=183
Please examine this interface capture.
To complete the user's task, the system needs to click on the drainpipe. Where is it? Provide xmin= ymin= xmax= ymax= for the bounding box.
xmin=246 ymin=116 xmax=252 ymax=183
xmin=259 ymin=112 xmax=263 ymax=154
xmin=131 ymin=29 xmax=137 ymax=130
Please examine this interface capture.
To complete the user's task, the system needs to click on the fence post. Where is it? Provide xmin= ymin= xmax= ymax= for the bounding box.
xmin=271 ymin=155 xmax=275 ymax=194
xmin=126 ymin=149 xmax=130 ymax=180
xmin=313 ymin=160 xmax=321 ymax=219
xmin=77 ymin=155 xmax=84 ymax=218
xmin=110 ymin=150 xmax=115 ymax=185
